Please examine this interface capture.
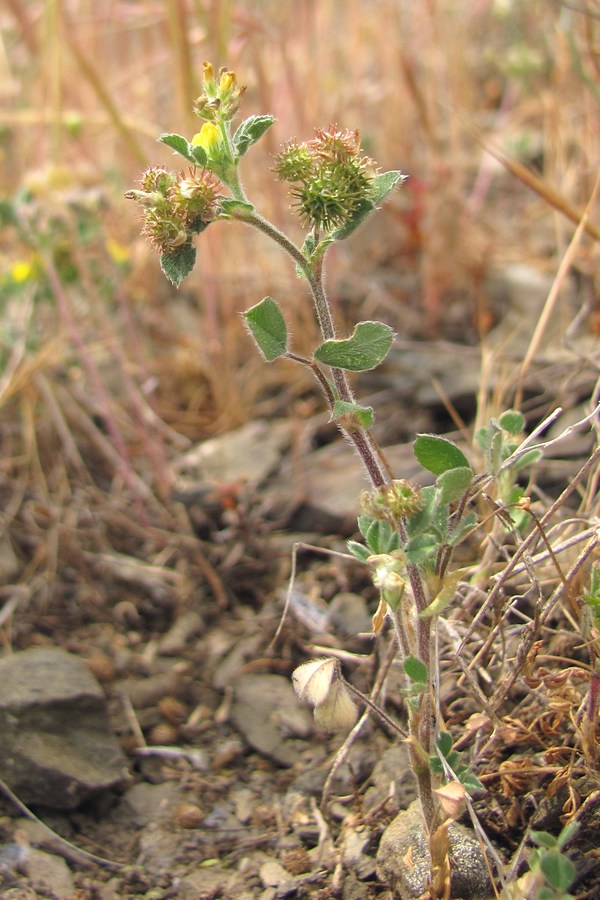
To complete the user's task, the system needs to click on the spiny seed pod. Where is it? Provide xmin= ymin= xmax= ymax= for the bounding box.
xmin=361 ymin=480 xmax=422 ymax=520
xmin=140 ymin=209 xmax=190 ymax=254
xmin=176 ymin=167 xmax=223 ymax=223
xmin=273 ymin=141 xmax=314 ymax=182
xmin=388 ymin=479 xmax=423 ymax=517
xmin=308 ymin=125 xmax=362 ymax=162
xmin=140 ymin=165 xmax=176 ymax=196
xmin=290 ymin=159 xmax=372 ymax=230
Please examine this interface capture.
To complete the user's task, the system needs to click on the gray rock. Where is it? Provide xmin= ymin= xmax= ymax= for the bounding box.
xmin=487 ymin=263 xmax=573 ymax=352
xmin=22 ymin=848 xmax=75 ymax=900
xmin=0 ymin=647 xmax=128 ymax=809
xmin=259 ymin=859 xmax=291 ymax=887
xmin=329 ymin=592 xmax=372 ymax=637
xmin=376 ymin=800 xmax=494 ymax=899
xmin=292 ymin=438 xmax=426 ymax=523
xmin=231 ymin=673 xmax=313 ymax=767
xmin=341 ymin=827 xmax=376 ymax=879
xmin=113 ymin=780 xmax=179 ymax=827
xmin=364 ymin=743 xmax=417 ymax=815
xmin=173 ymin=419 xmax=292 ymax=499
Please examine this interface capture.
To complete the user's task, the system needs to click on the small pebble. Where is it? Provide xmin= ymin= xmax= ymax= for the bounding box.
xmin=173 ymin=802 xmax=205 ymax=829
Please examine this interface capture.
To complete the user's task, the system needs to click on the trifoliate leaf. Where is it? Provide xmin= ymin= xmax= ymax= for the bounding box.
xmin=160 ymin=244 xmax=197 ymax=287
xmin=314 ymin=321 xmax=394 ymax=371
xmin=243 ymin=296 xmax=288 ymax=361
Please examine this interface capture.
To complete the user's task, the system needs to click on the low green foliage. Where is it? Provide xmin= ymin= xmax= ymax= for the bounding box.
xmin=528 ymin=823 xmax=579 ymax=899
xmin=430 ymin=731 xmax=485 ymax=795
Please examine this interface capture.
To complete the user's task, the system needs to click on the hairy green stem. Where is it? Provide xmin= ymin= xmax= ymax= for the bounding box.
xmin=245 ymin=201 xmax=436 ymax=831
xmin=247 ymin=211 xmax=391 ymax=487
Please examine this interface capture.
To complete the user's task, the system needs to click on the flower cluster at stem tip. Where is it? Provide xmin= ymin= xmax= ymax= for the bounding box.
xmin=193 ymin=61 xmax=246 ymax=122
xmin=273 ymin=125 xmax=377 ymax=231
xmin=125 ymin=62 xmax=245 ymax=254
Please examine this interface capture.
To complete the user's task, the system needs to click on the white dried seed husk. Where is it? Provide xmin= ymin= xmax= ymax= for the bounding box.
xmin=292 ymin=657 xmax=337 ymax=706
xmin=313 ymin=682 xmax=358 ymax=731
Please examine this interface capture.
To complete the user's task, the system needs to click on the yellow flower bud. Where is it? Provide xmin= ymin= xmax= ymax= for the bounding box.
xmin=219 ymin=70 xmax=235 ymax=94
xmin=203 ymin=61 xmax=214 ymax=84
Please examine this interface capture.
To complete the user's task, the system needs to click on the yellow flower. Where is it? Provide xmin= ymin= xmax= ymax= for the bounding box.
xmin=106 ymin=239 xmax=130 ymax=265
xmin=191 ymin=122 xmax=220 ymax=152
xmin=11 ymin=260 xmax=34 ymax=283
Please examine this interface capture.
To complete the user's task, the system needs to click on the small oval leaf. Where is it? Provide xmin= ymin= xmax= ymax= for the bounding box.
xmin=243 ymin=296 xmax=288 ymax=361
xmin=369 ymin=170 xmax=407 ymax=205
xmin=403 ymin=656 xmax=428 ymax=684
xmin=499 ymin=409 xmax=524 ymax=434
xmin=414 ymin=434 xmax=471 ymax=476
xmin=159 ymin=133 xmax=196 ymax=163
xmin=188 ymin=143 xmax=208 ymax=166
xmin=160 ymin=244 xmax=197 ymax=287
xmin=332 ymin=400 xmax=374 ymax=429
xmin=539 ymin=853 xmax=576 ymax=891
xmin=347 ymin=540 xmax=371 ymax=563
xmin=436 ymin=466 xmax=474 ymax=505
xmin=219 ymin=198 xmax=255 ymax=219
xmin=314 ymin=321 xmax=394 ymax=372
xmin=233 ymin=114 xmax=276 ymax=157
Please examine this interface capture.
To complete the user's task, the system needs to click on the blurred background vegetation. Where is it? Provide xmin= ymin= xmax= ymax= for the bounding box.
xmin=0 ymin=1 xmax=598 ymax=601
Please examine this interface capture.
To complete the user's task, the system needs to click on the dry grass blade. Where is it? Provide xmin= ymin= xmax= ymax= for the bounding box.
xmin=478 ymin=135 xmax=600 ymax=243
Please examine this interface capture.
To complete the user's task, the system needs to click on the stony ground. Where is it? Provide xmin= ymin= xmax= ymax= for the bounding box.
xmin=0 ymin=265 xmax=599 ymax=899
